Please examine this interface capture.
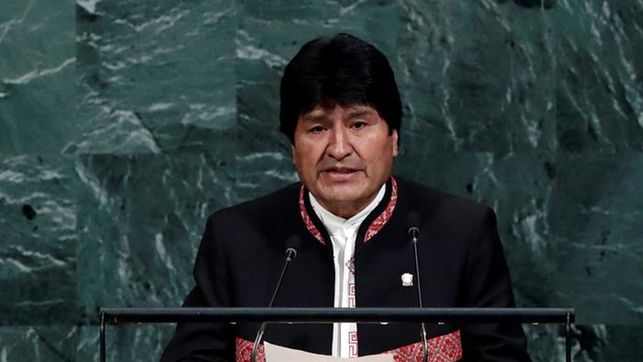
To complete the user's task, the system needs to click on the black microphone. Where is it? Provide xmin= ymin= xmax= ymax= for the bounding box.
xmin=250 ymin=235 xmax=301 ymax=362
xmin=407 ymin=213 xmax=428 ymax=362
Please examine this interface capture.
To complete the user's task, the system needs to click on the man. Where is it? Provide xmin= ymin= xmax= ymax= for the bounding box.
xmin=161 ymin=33 xmax=530 ymax=361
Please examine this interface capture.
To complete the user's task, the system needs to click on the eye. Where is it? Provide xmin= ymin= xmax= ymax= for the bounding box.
xmin=351 ymin=121 xmax=367 ymax=130
xmin=309 ymin=125 xmax=326 ymax=134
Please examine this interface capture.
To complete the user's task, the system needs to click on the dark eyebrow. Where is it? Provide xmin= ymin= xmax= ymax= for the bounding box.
xmin=301 ymin=113 xmax=327 ymax=122
xmin=346 ymin=110 xmax=374 ymax=119
xmin=344 ymin=104 xmax=378 ymax=117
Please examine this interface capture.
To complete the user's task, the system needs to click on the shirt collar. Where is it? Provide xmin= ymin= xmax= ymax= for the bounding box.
xmin=308 ymin=184 xmax=387 ymax=238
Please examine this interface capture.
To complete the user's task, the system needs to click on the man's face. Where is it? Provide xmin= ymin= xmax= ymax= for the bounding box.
xmin=292 ymin=103 xmax=398 ymax=218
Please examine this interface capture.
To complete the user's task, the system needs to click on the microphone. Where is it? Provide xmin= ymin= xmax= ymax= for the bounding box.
xmin=250 ymin=235 xmax=301 ymax=362
xmin=407 ymin=213 xmax=428 ymax=362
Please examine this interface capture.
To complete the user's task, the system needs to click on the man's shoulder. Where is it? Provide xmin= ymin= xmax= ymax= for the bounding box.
xmin=394 ymin=177 xmax=499 ymax=252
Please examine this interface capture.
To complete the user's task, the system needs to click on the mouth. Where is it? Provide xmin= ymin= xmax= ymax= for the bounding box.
xmin=321 ymin=167 xmax=361 ymax=181
xmin=326 ymin=167 xmax=357 ymax=173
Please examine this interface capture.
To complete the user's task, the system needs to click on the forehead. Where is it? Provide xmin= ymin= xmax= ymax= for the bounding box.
xmin=300 ymin=103 xmax=378 ymax=121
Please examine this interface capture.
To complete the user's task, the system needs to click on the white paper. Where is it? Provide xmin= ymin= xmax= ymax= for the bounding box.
xmin=264 ymin=342 xmax=394 ymax=362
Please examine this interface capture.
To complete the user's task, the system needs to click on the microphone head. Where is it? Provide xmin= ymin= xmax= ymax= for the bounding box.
xmin=285 ymin=235 xmax=301 ymax=260
xmin=407 ymin=212 xmax=421 ymax=228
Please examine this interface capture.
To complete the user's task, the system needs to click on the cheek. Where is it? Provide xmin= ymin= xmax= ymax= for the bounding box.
xmin=294 ymin=146 xmax=319 ymax=173
xmin=360 ymin=137 xmax=395 ymax=159
xmin=299 ymin=140 xmax=324 ymax=160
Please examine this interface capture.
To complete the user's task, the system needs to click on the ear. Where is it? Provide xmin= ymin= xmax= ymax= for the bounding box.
xmin=391 ymin=130 xmax=399 ymax=157
xmin=291 ymin=144 xmax=296 ymax=164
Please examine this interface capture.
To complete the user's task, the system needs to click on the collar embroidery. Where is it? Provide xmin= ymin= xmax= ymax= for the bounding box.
xmin=298 ymin=177 xmax=398 ymax=245
xmin=364 ymin=177 xmax=397 ymax=243
xmin=299 ymin=186 xmax=326 ymax=245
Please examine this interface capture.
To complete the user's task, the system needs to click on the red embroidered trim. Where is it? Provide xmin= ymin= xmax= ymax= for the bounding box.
xmin=345 ymin=257 xmax=356 ymax=274
xmin=385 ymin=330 xmax=462 ymax=362
xmin=299 ymin=177 xmax=399 ymax=245
xmin=364 ymin=177 xmax=398 ymax=243
xmin=235 ymin=337 xmax=265 ymax=362
xmin=299 ymin=186 xmax=326 ymax=245
xmin=348 ymin=282 xmax=356 ymax=308
xmin=349 ymin=330 xmax=359 ymax=357
xmin=235 ymin=330 xmax=462 ymax=362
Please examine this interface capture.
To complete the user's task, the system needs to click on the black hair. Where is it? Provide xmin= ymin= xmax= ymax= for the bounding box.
xmin=279 ymin=33 xmax=402 ymax=144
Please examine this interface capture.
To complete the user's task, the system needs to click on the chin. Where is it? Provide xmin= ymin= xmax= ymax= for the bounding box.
xmin=314 ymin=179 xmax=372 ymax=199
xmin=321 ymin=189 xmax=367 ymax=204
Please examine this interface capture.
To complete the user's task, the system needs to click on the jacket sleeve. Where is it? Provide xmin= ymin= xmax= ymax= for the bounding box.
xmin=160 ymin=215 xmax=235 ymax=362
xmin=460 ymin=207 xmax=532 ymax=362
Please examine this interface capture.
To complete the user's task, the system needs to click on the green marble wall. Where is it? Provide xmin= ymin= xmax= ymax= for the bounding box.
xmin=1 ymin=0 xmax=641 ymax=360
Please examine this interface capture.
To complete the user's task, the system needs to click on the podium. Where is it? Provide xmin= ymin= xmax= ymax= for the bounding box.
xmin=99 ymin=307 xmax=575 ymax=361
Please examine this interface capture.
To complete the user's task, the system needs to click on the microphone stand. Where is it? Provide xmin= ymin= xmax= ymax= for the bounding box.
xmin=409 ymin=227 xmax=429 ymax=362
xmin=250 ymin=248 xmax=297 ymax=362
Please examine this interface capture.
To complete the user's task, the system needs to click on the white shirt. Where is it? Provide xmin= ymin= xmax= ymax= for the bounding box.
xmin=309 ymin=184 xmax=386 ymax=358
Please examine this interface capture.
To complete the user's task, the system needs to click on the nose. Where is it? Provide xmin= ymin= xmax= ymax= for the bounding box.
xmin=326 ymin=127 xmax=352 ymax=160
